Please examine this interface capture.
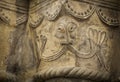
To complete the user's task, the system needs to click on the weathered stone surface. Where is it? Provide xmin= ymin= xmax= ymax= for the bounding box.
xmin=0 ymin=0 xmax=120 ymax=82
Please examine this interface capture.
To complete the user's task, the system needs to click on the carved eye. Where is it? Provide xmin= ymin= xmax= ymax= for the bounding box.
xmin=57 ymin=25 xmax=65 ymax=33
xmin=55 ymin=24 xmax=65 ymax=39
xmin=67 ymin=22 xmax=77 ymax=32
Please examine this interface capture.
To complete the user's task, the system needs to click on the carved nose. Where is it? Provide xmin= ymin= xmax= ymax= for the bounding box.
xmin=61 ymin=32 xmax=73 ymax=45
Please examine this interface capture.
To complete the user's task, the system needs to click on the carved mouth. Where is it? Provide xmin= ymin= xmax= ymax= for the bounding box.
xmin=60 ymin=41 xmax=73 ymax=45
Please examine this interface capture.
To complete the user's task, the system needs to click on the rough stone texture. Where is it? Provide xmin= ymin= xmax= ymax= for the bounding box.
xmin=0 ymin=0 xmax=120 ymax=82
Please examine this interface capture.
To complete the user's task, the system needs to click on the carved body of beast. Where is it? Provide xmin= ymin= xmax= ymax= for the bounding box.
xmin=54 ymin=21 xmax=108 ymax=71
xmin=36 ymin=19 xmax=108 ymax=72
xmin=74 ymin=28 xmax=109 ymax=71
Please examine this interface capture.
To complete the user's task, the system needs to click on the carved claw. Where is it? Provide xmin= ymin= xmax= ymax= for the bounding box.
xmin=40 ymin=35 xmax=47 ymax=53
xmin=88 ymin=28 xmax=108 ymax=71
xmin=88 ymin=28 xmax=106 ymax=48
xmin=35 ymin=34 xmax=47 ymax=70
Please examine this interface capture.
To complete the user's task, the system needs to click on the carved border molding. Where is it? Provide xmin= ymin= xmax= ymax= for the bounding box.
xmin=34 ymin=67 xmax=110 ymax=81
xmin=0 ymin=1 xmax=28 ymax=14
xmin=0 ymin=8 xmax=28 ymax=26
xmin=30 ymin=0 xmax=56 ymax=14
xmin=30 ymin=0 xmax=120 ymax=13
xmin=16 ymin=14 xmax=28 ymax=26
xmin=29 ymin=0 xmax=120 ymax=28
xmin=80 ymin=0 xmax=120 ymax=11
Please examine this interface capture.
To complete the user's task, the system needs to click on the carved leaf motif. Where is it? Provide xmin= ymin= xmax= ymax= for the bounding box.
xmin=64 ymin=0 xmax=95 ymax=19
xmin=29 ymin=13 xmax=43 ymax=28
xmin=43 ymin=0 xmax=63 ymax=20
xmin=97 ymin=7 xmax=119 ymax=27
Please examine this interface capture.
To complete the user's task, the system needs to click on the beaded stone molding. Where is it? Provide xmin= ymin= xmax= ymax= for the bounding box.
xmin=0 ymin=0 xmax=28 ymax=27
xmin=29 ymin=0 xmax=120 ymax=28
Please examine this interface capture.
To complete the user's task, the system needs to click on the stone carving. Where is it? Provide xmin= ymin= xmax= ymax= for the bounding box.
xmin=76 ymin=27 xmax=109 ymax=71
xmin=0 ymin=1 xmax=28 ymax=27
xmin=43 ymin=0 xmax=64 ymax=20
xmin=97 ymin=7 xmax=119 ymax=26
xmin=33 ymin=16 xmax=112 ymax=81
xmin=64 ymin=0 xmax=95 ymax=19
xmin=29 ymin=0 xmax=120 ymax=28
xmin=0 ymin=0 xmax=120 ymax=82
xmin=29 ymin=14 xmax=43 ymax=28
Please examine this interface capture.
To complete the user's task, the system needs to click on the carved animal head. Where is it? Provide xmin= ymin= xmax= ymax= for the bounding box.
xmin=55 ymin=18 xmax=77 ymax=45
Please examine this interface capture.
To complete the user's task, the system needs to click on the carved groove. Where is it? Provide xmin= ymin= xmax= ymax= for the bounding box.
xmin=0 ymin=1 xmax=28 ymax=13
xmin=80 ymin=0 xmax=120 ymax=11
xmin=16 ymin=14 xmax=28 ymax=26
xmin=30 ymin=0 xmax=56 ymax=14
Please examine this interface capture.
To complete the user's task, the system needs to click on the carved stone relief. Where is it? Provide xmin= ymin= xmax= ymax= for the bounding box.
xmin=0 ymin=0 xmax=120 ymax=82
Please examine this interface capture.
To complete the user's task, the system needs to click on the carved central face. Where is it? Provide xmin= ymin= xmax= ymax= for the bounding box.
xmin=55 ymin=18 xmax=77 ymax=45
xmin=35 ymin=17 xmax=78 ymax=59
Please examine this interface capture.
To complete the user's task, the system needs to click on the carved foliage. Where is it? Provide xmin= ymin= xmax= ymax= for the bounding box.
xmin=29 ymin=14 xmax=43 ymax=28
xmin=64 ymin=0 xmax=95 ymax=19
xmin=97 ymin=7 xmax=119 ymax=26
xmin=43 ymin=0 xmax=64 ymax=20
xmin=29 ymin=0 xmax=120 ymax=28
